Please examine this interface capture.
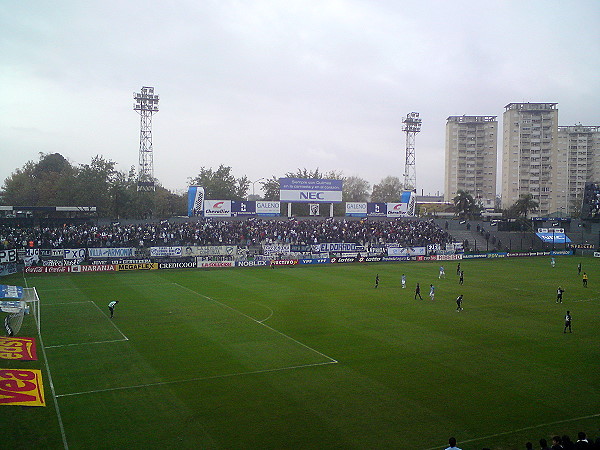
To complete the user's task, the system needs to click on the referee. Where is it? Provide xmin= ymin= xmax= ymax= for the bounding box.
xmin=108 ymin=300 xmax=119 ymax=318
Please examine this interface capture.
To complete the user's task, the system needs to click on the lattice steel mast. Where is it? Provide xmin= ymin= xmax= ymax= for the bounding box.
xmin=402 ymin=112 xmax=422 ymax=191
xmin=133 ymin=86 xmax=159 ymax=191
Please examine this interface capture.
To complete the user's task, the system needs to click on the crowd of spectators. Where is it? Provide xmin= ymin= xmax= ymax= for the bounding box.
xmin=0 ymin=217 xmax=451 ymax=250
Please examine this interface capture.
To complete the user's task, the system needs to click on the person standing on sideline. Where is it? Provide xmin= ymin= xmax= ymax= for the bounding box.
xmin=564 ymin=310 xmax=572 ymax=333
xmin=401 ymin=273 xmax=406 ymax=289
xmin=551 ymin=257 xmax=555 ymax=268
xmin=429 ymin=284 xmax=435 ymax=300
xmin=374 ymin=274 xmax=379 ymax=289
xmin=456 ymin=294 xmax=463 ymax=312
xmin=415 ymin=283 xmax=422 ymax=300
xmin=577 ymin=262 xmax=582 ymax=275
xmin=459 ymin=270 xmax=464 ymax=285
xmin=556 ymin=286 xmax=564 ymax=303
xmin=444 ymin=436 xmax=462 ymax=450
xmin=108 ymin=300 xmax=119 ymax=318
xmin=439 ymin=265 xmax=445 ymax=279
xmin=582 ymin=272 xmax=588 ymax=287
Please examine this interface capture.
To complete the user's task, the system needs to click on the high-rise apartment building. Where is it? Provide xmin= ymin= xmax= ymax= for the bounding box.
xmin=501 ymin=103 xmax=558 ymax=215
xmin=556 ymin=125 xmax=600 ymax=216
xmin=444 ymin=115 xmax=497 ymax=207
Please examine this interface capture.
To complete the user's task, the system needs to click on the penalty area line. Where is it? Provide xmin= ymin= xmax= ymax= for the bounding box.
xmin=55 ymin=360 xmax=338 ymax=398
xmin=45 ymin=338 xmax=129 ymax=349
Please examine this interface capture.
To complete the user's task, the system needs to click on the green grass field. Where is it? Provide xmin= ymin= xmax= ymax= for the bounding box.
xmin=3 ymin=256 xmax=600 ymax=449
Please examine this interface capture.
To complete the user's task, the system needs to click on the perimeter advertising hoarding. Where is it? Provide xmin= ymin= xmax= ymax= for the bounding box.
xmin=256 ymin=201 xmax=280 ymax=216
xmin=204 ymin=200 xmax=232 ymax=217
xmin=279 ymin=178 xmax=343 ymax=203
xmin=346 ymin=202 xmax=367 ymax=217
xmin=231 ymin=201 xmax=256 ymax=217
xmin=387 ymin=191 xmax=416 ymax=217
xmin=367 ymin=203 xmax=387 ymax=217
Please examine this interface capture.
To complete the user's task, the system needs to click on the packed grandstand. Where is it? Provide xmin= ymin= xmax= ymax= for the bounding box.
xmin=0 ymin=217 xmax=452 ymax=250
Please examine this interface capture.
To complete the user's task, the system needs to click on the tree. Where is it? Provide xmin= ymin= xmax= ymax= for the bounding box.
xmin=188 ymin=165 xmax=249 ymax=200
xmin=453 ymin=190 xmax=478 ymax=219
xmin=371 ymin=176 xmax=403 ymax=202
xmin=512 ymin=193 xmax=539 ymax=218
xmin=261 ymin=176 xmax=280 ymax=201
xmin=343 ymin=176 xmax=370 ymax=202
xmin=1 ymin=153 xmax=76 ymax=206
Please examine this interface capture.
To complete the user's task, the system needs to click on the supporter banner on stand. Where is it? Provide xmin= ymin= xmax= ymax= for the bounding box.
xmin=0 ymin=264 xmax=18 ymax=277
xmin=0 ymin=369 xmax=45 ymax=406
xmin=387 ymin=247 xmax=426 ymax=257
xmin=0 ymin=250 xmax=18 ymax=264
xmin=0 ymin=337 xmax=37 ymax=360
xmin=263 ymin=244 xmax=290 ymax=256
xmin=88 ymin=248 xmax=136 ymax=258
xmin=312 ymin=243 xmax=360 ymax=253
xmin=150 ymin=247 xmax=183 ymax=257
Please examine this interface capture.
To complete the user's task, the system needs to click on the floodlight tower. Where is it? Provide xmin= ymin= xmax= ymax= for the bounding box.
xmin=402 ymin=112 xmax=422 ymax=191
xmin=133 ymin=86 xmax=159 ymax=191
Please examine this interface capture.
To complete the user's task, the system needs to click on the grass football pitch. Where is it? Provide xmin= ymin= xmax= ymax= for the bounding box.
xmin=3 ymin=256 xmax=600 ymax=449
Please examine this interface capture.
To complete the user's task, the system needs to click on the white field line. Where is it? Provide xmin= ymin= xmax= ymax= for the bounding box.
xmin=423 ymin=412 xmax=600 ymax=450
xmin=44 ymin=301 xmax=129 ymax=347
xmin=45 ymin=339 xmax=128 ymax=349
xmin=171 ymin=281 xmax=338 ymax=364
xmin=55 ymin=360 xmax=338 ymax=398
xmin=90 ymin=300 xmax=129 ymax=341
xmin=40 ymin=283 xmax=170 ymax=292
xmin=22 ymin=273 xmax=70 ymax=450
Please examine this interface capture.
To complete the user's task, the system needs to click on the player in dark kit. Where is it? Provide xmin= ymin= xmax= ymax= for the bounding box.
xmin=556 ymin=286 xmax=564 ymax=303
xmin=414 ymin=283 xmax=422 ymax=300
xmin=374 ymin=274 xmax=379 ymax=288
xmin=564 ymin=311 xmax=572 ymax=333
xmin=456 ymin=294 xmax=463 ymax=312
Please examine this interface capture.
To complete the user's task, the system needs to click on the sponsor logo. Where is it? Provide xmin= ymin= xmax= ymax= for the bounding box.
xmin=236 ymin=261 xmax=269 ymax=267
xmin=158 ymin=262 xmax=196 ymax=269
xmin=25 ymin=266 xmax=71 ymax=273
xmin=0 ymin=369 xmax=45 ymax=406
xmin=330 ymin=257 xmax=356 ymax=263
xmin=117 ymin=263 xmax=158 ymax=271
xmin=73 ymin=265 xmax=116 ymax=273
xmin=270 ymin=260 xmax=298 ymax=266
xmin=0 ymin=337 xmax=37 ymax=361
xmin=198 ymin=261 xmax=234 ymax=268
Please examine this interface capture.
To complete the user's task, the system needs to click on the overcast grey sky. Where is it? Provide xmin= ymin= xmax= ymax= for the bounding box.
xmin=1 ymin=0 xmax=599 ymax=196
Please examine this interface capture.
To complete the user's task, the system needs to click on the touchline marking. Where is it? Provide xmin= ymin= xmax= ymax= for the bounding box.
xmin=45 ymin=339 xmax=128 ymax=349
xmin=423 ymin=412 xmax=600 ymax=450
xmin=22 ymin=273 xmax=70 ymax=450
xmin=171 ymin=281 xmax=338 ymax=364
xmin=55 ymin=361 xmax=338 ymax=398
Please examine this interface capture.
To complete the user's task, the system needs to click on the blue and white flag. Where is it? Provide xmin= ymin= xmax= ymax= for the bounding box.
xmin=187 ymin=186 xmax=205 ymax=217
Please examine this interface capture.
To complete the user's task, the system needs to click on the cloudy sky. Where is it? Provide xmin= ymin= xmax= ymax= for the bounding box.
xmin=1 ymin=0 xmax=599 ymax=197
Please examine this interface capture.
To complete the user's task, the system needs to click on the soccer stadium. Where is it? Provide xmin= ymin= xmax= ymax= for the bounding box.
xmin=2 ymin=203 xmax=600 ymax=449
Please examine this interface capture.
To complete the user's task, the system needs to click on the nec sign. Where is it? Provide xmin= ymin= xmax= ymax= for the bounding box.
xmin=279 ymin=178 xmax=343 ymax=203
